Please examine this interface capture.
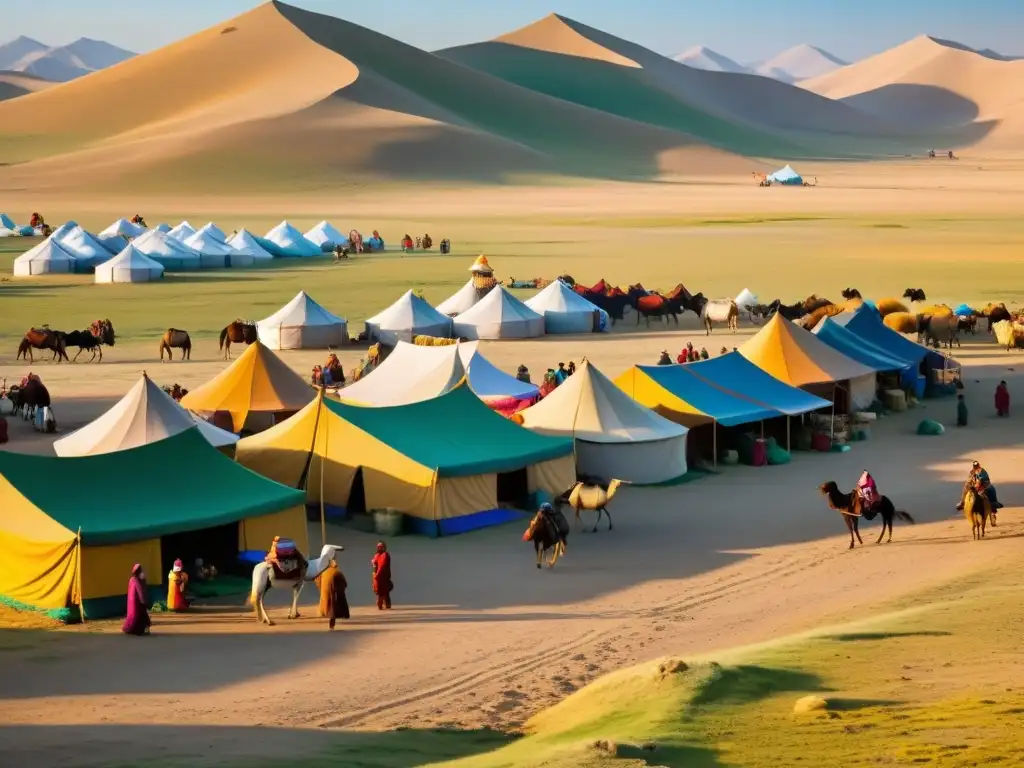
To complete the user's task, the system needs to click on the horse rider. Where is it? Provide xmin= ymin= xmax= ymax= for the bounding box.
xmin=958 ymin=461 xmax=1002 ymax=515
xmin=856 ymin=470 xmax=879 ymax=511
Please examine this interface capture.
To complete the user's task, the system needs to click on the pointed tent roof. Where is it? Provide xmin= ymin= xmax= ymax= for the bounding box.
xmin=525 ymin=280 xmax=609 ymax=332
xmin=735 ymin=288 xmax=758 ymax=309
xmin=184 ymin=228 xmax=234 ymax=257
xmin=167 ymin=221 xmax=196 ymax=241
xmin=257 ymin=291 xmax=346 ymax=337
xmin=739 ymin=313 xmax=874 ymax=386
xmin=366 ymin=290 xmax=454 ymax=345
xmin=453 ymin=286 xmax=545 ymax=339
xmin=436 ymin=279 xmax=482 ymax=316
xmin=196 ymin=222 xmax=227 ymax=242
xmin=131 ymin=229 xmax=202 ymax=269
xmin=812 ymin=317 xmax=912 ymax=372
xmin=13 ymin=238 xmax=76 ymax=276
xmin=687 ymin=352 xmax=829 ymax=416
xmin=153 ymin=223 xmax=172 ymax=233
xmin=0 ymin=213 xmax=14 ymax=230
xmin=54 ymin=374 xmax=238 ymax=457
xmin=767 ymin=164 xmax=803 ymax=184
xmin=52 ymin=222 xmax=111 ymax=265
xmin=304 ymin=221 xmax=346 ymax=248
xmin=830 ymin=306 xmax=941 ymax=367
xmin=522 ymin=359 xmax=687 ymax=444
xmin=265 ymin=220 xmax=321 ymax=257
xmin=180 ymin=341 xmax=314 ymax=431
xmin=98 ymin=217 xmax=146 ymax=239
xmin=228 ymin=229 xmax=275 ymax=260
xmin=340 ymin=341 xmax=467 ymax=406
xmin=94 ymin=243 xmax=165 ymax=283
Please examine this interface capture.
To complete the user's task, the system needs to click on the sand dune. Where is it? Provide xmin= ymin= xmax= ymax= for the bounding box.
xmin=803 ymin=36 xmax=1024 ymax=144
xmin=0 ymin=70 xmax=51 ymax=101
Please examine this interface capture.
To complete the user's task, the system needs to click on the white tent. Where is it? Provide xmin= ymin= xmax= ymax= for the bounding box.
xmin=735 ymin=288 xmax=758 ymax=310
xmin=13 ymin=238 xmax=77 ymax=276
xmin=436 ymin=279 xmax=483 ymax=317
xmin=340 ymin=340 xmax=538 ymax=407
xmin=131 ymin=230 xmax=202 ymax=270
xmin=95 ymin=244 xmax=165 ymax=283
xmin=520 ymin=359 xmax=688 ymax=484
xmin=0 ymin=213 xmax=15 ymax=230
xmin=196 ymin=222 xmax=227 ymax=242
xmin=366 ymin=290 xmax=454 ymax=345
xmin=0 ymin=227 xmax=16 ymax=237
xmin=257 ymin=291 xmax=348 ymax=350
xmin=525 ymin=280 xmax=610 ymax=334
xmin=453 ymin=286 xmax=545 ymax=340
xmin=184 ymin=229 xmax=233 ymax=268
xmin=167 ymin=221 xmax=196 ymax=242
xmin=228 ymin=229 xmax=274 ymax=263
xmin=265 ymin=220 xmax=322 ymax=257
xmin=54 ymin=373 xmax=238 ymax=457
xmin=153 ymin=223 xmax=172 ymax=233
xmin=52 ymin=222 xmax=111 ymax=270
xmin=304 ymin=221 xmax=347 ymax=251
xmin=98 ymin=218 xmax=147 ymax=240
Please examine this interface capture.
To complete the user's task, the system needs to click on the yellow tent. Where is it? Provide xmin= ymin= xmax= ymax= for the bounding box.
xmin=236 ymin=384 xmax=575 ymax=537
xmin=181 ymin=341 xmax=314 ymax=431
xmin=0 ymin=429 xmax=306 ymax=622
xmin=739 ymin=313 xmax=874 ymax=387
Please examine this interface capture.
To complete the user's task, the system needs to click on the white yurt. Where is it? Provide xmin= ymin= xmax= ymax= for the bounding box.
xmin=184 ymin=229 xmax=233 ymax=268
xmin=51 ymin=222 xmax=112 ymax=270
xmin=0 ymin=213 xmax=15 ymax=230
xmin=264 ymin=221 xmax=321 ymax=257
xmin=13 ymin=238 xmax=77 ymax=276
xmin=152 ymin=223 xmax=172 ymax=234
xmin=167 ymin=221 xmax=197 ymax=241
xmin=195 ymin=222 xmax=227 ymax=242
xmin=94 ymin=244 xmax=165 ymax=283
xmin=735 ymin=288 xmax=758 ymax=311
xmin=131 ymin=230 xmax=202 ymax=270
xmin=54 ymin=373 xmax=238 ymax=457
xmin=436 ymin=279 xmax=486 ymax=316
xmin=365 ymin=290 xmax=454 ymax=345
xmin=304 ymin=221 xmax=347 ymax=251
xmin=228 ymin=229 xmax=274 ymax=263
xmin=520 ymin=359 xmax=688 ymax=484
xmin=257 ymin=291 xmax=348 ymax=350
xmin=98 ymin=217 xmax=147 ymax=240
xmin=525 ymin=280 xmax=610 ymax=334
xmin=453 ymin=286 xmax=545 ymax=340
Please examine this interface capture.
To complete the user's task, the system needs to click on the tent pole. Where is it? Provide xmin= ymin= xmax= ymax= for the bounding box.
xmin=76 ymin=527 xmax=85 ymax=624
xmin=320 ymin=406 xmax=327 ymax=550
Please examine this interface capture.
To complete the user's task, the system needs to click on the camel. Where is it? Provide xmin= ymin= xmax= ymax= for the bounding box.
xmin=902 ymin=288 xmax=927 ymax=303
xmin=247 ymin=544 xmax=344 ymax=625
xmin=556 ymin=479 xmax=628 ymax=533
xmin=522 ymin=508 xmax=570 ymax=569
xmin=841 ymin=288 xmax=862 ymax=300
xmin=960 ymin=477 xmax=995 ymax=540
xmin=219 ymin=320 xmax=258 ymax=359
xmin=818 ymin=482 xmax=915 ymax=549
xmin=18 ymin=327 xmax=68 ymax=363
xmin=633 ymin=294 xmax=679 ymax=326
xmin=159 ymin=328 xmax=192 ymax=361
xmin=700 ymin=299 xmax=739 ymax=335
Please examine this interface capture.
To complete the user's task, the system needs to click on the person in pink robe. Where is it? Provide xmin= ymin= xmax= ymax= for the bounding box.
xmin=122 ymin=563 xmax=151 ymax=636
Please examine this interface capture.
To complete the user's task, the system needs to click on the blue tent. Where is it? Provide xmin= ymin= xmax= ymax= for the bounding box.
xmin=688 ymin=352 xmax=829 ymax=416
xmin=0 ymin=213 xmax=15 ymax=230
xmin=767 ymin=165 xmax=803 ymax=185
xmin=633 ymin=364 xmax=781 ymax=427
xmin=831 ymin=306 xmax=946 ymax=368
xmin=812 ymin=317 xmax=912 ymax=372
xmin=954 ymin=303 xmax=974 ymax=317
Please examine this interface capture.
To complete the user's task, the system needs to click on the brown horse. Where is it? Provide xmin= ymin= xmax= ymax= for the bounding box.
xmin=819 ymin=482 xmax=915 ymax=549
xmin=18 ymin=327 xmax=68 ymax=363
xmin=522 ymin=508 xmax=570 ymax=569
xmin=219 ymin=320 xmax=258 ymax=359
xmin=961 ymin=477 xmax=993 ymax=540
xmin=159 ymin=329 xmax=192 ymax=361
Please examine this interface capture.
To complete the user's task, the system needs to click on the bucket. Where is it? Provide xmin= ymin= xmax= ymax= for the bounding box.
xmin=372 ymin=508 xmax=404 ymax=537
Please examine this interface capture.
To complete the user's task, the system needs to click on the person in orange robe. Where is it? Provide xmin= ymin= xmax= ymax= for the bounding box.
xmin=166 ymin=559 xmax=190 ymax=612
xmin=316 ymin=558 xmax=350 ymax=630
xmin=371 ymin=542 xmax=393 ymax=610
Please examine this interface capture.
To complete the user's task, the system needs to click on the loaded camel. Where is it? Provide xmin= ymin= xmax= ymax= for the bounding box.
xmin=522 ymin=506 xmax=570 ymax=569
xmin=555 ymin=478 xmax=628 ymax=533
xmin=247 ymin=543 xmax=344 ymax=625
xmin=62 ymin=320 xmax=116 ymax=362
xmin=17 ymin=327 xmax=68 ymax=363
xmin=159 ymin=328 xmax=192 ymax=361
xmin=219 ymin=320 xmax=258 ymax=359
xmin=696 ymin=297 xmax=739 ymax=335
xmin=818 ymin=481 xmax=915 ymax=549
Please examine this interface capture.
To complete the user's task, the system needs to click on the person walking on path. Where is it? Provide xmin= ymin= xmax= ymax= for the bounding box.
xmin=371 ymin=541 xmax=393 ymax=611
xmin=122 ymin=564 xmax=151 ymax=636
xmin=316 ymin=557 xmax=350 ymax=630
xmin=995 ymin=381 xmax=1010 ymax=417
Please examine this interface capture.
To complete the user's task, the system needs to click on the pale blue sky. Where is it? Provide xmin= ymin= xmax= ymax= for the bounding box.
xmin=6 ymin=0 xmax=1023 ymax=62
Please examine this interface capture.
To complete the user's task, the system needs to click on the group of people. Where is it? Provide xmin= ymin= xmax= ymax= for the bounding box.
xmin=312 ymin=352 xmax=346 ymax=388
xmin=656 ymin=344 xmax=738 ymax=366
xmin=538 ymin=361 xmax=576 ymax=396
xmin=855 ymin=462 xmax=1001 ymax=516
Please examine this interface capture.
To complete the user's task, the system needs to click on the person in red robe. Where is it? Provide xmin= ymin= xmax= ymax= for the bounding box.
xmin=995 ymin=381 xmax=1010 ymax=417
xmin=371 ymin=541 xmax=393 ymax=610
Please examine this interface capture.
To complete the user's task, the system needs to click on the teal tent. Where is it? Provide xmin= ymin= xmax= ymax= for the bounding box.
xmin=767 ymin=165 xmax=803 ymax=185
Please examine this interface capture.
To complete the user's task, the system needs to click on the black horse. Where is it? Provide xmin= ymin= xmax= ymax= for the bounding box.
xmin=841 ymin=287 xmax=862 ymax=300
xmin=522 ymin=508 xmax=570 ymax=569
xmin=902 ymin=288 xmax=927 ymax=303
xmin=819 ymin=481 xmax=915 ymax=549
xmin=63 ymin=330 xmax=106 ymax=362
xmin=766 ymin=299 xmax=806 ymax=321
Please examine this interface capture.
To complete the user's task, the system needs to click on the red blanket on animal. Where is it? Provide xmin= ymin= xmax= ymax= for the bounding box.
xmin=636 ymin=295 xmax=667 ymax=312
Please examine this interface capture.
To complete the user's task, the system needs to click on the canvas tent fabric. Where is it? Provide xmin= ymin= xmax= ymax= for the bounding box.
xmin=264 ymin=221 xmax=322 ymax=257
xmin=180 ymin=341 xmax=314 ymax=432
xmin=94 ymin=244 xmax=165 ymax=283
xmin=131 ymin=230 xmax=202 ymax=271
xmin=228 ymin=229 xmax=275 ymax=262
xmin=257 ymin=291 xmax=348 ymax=350
xmin=687 ymin=353 xmax=829 ymax=416
xmin=235 ymin=385 xmax=575 ymax=536
xmin=615 ymin=364 xmax=781 ymax=428
xmin=366 ymin=290 xmax=454 ymax=345
xmin=812 ymin=317 xmax=911 ymax=372
xmin=54 ymin=374 xmax=238 ymax=457
xmin=436 ymin=279 xmax=483 ymax=316
xmin=184 ymin=229 xmax=233 ymax=269
xmin=829 ymin=306 xmax=945 ymax=367
xmin=0 ymin=213 xmax=14 ymax=229
xmin=735 ymin=288 xmax=758 ymax=310
xmin=0 ymin=428 xmax=306 ymax=621
xmin=525 ymin=280 xmax=610 ymax=334
xmin=196 ymin=222 xmax=227 ymax=242
xmin=453 ymin=286 xmax=545 ymax=340
xmin=767 ymin=165 xmax=803 ymax=185
xmin=305 ymin=221 xmax=347 ymax=250
xmin=13 ymin=238 xmax=76 ymax=276
xmin=52 ymin=223 xmax=112 ymax=270
xmin=739 ymin=314 xmax=875 ymax=387
xmin=167 ymin=221 xmax=196 ymax=242
xmin=98 ymin=218 xmax=147 ymax=240
xmin=339 ymin=341 xmax=468 ymax=406
xmin=521 ymin=360 xmax=688 ymax=484
xmin=153 ymin=223 xmax=172 ymax=233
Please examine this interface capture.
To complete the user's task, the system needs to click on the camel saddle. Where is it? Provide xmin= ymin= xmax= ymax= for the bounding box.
xmin=266 ymin=538 xmax=307 ymax=581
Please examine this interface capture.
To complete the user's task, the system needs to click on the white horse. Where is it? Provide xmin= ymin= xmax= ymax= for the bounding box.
xmin=701 ymin=299 xmax=739 ymax=335
xmin=247 ymin=544 xmax=343 ymax=625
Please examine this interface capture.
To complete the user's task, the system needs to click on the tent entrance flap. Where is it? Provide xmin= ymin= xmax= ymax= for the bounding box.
xmin=161 ymin=521 xmax=239 ymax=575
xmin=497 ymin=468 xmax=530 ymax=507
